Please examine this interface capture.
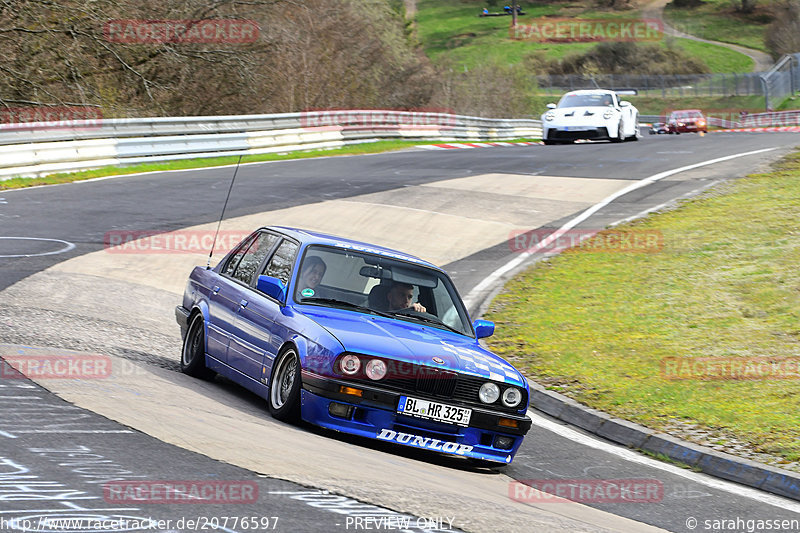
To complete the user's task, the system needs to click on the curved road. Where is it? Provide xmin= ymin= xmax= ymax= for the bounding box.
xmin=642 ymin=0 xmax=773 ymax=72
xmin=1 ymin=131 xmax=799 ymax=532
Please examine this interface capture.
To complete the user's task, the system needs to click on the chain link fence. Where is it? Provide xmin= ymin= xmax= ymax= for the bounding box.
xmin=535 ymin=54 xmax=800 ymax=109
xmin=761 ymin=53 xmax=800 ymax=111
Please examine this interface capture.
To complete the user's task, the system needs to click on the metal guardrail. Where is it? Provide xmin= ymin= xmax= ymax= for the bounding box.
xmin=0 ymin=110 xmax=543 ymax=180
xmin=640 ymin=110 xmax=800 ymax=128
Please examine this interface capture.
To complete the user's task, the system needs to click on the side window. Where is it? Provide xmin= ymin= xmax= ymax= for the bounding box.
xmin=230 ymin=232 xmax=279 ymax=285
xmin=222 ymin=233 xmax=257 ymax=277
xmin=263 ymin=240 xmax=299 ymax=286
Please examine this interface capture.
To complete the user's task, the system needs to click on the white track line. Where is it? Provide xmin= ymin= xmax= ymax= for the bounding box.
xmin=464 ymin=147 xmax=776 ymax=308
xmin=528 ymin=410 xmax=800 ymax=511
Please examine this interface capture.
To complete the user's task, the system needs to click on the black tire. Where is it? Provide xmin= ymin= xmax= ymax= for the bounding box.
xmin=181 ymin=313 xmax=215 ymax=380
xmin=268 ymin=347 xmax=301 ymax=422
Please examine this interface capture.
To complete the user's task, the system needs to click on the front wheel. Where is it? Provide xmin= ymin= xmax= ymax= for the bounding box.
xmin=181 ymin=313 xmax=215 ymax=380
xmin=611 ymin=121 xmax=625 ymax=143
xmin=268 ymin=348 xmax=301 ymax=422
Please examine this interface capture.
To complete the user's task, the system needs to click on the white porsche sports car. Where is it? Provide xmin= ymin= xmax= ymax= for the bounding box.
xmin=541 ymin=89 xmax=640 ymax=145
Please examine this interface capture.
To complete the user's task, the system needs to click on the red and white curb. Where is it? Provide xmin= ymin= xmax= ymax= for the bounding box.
xmin=418 ymin=141 xmax=542 ymax=150
xmin=711 ymin=126 xmax=800 ymax=133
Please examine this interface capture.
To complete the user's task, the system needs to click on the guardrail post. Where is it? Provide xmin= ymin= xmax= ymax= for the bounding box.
xmin=760 ymin=75 xmax=770 ymax=111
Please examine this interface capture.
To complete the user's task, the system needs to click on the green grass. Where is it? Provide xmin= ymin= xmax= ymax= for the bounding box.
xmin=415 ymin=0 xmax=755 ymax=73
xmin=486 ymin=152 xmax=800 ymax=463
xmin=663 ymin=0 xmax=772 ymax=53
xmin=670 ymin=38 xmax=754 ymax=72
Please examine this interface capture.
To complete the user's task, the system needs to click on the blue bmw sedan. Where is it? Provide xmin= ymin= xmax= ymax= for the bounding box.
xmin=176 ymin=227 xmax=531 ymax=465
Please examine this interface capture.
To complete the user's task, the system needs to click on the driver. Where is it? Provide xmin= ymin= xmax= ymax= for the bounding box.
xmin=387 ymin=282 xmax=426 ymax=313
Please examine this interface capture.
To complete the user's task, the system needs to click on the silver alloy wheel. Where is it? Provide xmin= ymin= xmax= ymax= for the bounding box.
xmin=271 ymin=350 xmax=298 ymax=409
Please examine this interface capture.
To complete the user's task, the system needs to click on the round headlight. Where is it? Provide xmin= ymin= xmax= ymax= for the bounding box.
xmin=502 ymin=387 xmax=523 ymax=407
xmin=365 ymin=359 xmax=387 ymax=381
xmin=479 ymin=382 xmax=500 ymax=404
xmin=603 ymin=110 xmax=613 ymax=119
xmin=545 ymin=111 xmax=555 ymax=121
xmin=340 ymin=354 xmax=361 ymax=375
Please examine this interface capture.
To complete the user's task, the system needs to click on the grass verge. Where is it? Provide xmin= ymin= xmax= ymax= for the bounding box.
xmin=1 ymin=138 xmax=535 ymax=191
xmin=486 ymin=151 xmax=800 ymax=464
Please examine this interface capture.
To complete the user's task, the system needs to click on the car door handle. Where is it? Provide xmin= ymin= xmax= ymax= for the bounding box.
xmin=212 ymin=286 xmax=221 ymax=294
xmin=239 ymin=299 xmax=248 ymax=308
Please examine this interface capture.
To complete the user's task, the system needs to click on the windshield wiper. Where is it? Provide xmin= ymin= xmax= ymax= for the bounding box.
xmin=300 ymin=297 xmax=392 ymax=317
xmin=386 ymin=311 xmax=464 ymax=335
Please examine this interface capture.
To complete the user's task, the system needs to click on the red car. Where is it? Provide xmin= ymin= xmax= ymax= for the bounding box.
xmin=667 ymin=110 xmax=707 ymax=134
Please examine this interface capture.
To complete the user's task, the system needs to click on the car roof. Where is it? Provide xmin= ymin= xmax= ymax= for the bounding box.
xmin=563 ymin=89 xmax=616 ymax=96
xmin=266 ymin=226 xmax=439 ymax=269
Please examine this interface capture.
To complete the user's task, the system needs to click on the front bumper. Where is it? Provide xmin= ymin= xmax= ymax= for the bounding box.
xmin=545 ymin=126 xmax=611 ymax=141
xmin=301 ymin=371 xmax=531 ymax=464
xmin=175 ymin=305 xmax=190 ymax=339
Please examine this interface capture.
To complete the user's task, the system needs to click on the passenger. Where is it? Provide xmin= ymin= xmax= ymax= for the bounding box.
xmin=298 ymin=256 xmax=326 ymax=293
xmin=387 ymin=282 xmax=426 ymax=313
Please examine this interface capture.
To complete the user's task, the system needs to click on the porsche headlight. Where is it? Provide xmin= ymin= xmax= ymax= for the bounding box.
xmin=603 ymin=110 xmax=613 ymax=120
xmin=479 ymin=382 xmax=500 ymax=404
xmin=340 ymin=354 xmax=361 ymax=375
xmin=545 ymin=111 xmax=555 ymax=121
xmin=502 ymin=387 xmax=523 ymax=407
xmin=365 ymin=359 xmax=387 ymax=380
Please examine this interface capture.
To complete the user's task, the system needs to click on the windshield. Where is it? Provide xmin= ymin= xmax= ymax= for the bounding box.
xmin=558 ymin=93 xmax=615 ymax=108
xmin=293 ymin=245 xmax=473 ymax=336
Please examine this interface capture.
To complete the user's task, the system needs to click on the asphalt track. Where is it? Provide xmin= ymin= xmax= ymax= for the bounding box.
xmin=1 ymin=131 xmax=799 ymax=533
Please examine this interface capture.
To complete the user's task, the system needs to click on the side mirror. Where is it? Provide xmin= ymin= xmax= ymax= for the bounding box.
xmin=546 ymin=103 xmax=557 ymax=109
xmin=620 ymin=100 xmax=631 ymax=107
xmin=473 ymin=319 xmax=495 ymax=339
xmin=257 ymin=275 xmax=286 ymax=302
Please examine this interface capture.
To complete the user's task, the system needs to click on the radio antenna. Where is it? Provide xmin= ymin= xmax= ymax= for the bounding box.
xmin=207 ymin=155 xmax=243 ymax=269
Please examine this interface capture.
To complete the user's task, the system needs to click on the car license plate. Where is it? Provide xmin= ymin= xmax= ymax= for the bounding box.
xmin=397 ymin=396 xmax=471 ymax=426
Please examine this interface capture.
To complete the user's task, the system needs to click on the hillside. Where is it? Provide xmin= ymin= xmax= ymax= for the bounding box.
xmin=414 ymin=0 xmax=759 ymax=73
xmin=0 ymin=0 xmax=434 ymax=118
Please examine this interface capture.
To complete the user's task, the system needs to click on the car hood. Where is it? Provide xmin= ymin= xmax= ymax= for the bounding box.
xmin=297 ymin=305 xmax=526 ymax=387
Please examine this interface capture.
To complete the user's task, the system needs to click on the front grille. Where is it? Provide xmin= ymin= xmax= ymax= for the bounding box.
xmin=415 ymin=367 xmax=457 ymax=398
xmin=350 ymin=363 xmax=525 ymax=414
xmin=550 ymin=128 xmax=606 ymax=140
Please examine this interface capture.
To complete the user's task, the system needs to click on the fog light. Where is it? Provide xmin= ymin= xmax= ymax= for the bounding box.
xmin=339 ymin=386 xmax=362 ymax=397
xmin=328 ymin=402 xmax=354 ymax=419
xmin=494 ymin=435 xmax=515 ymax=450
xmin=498 ymin=418 xmax=518 ymax=429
